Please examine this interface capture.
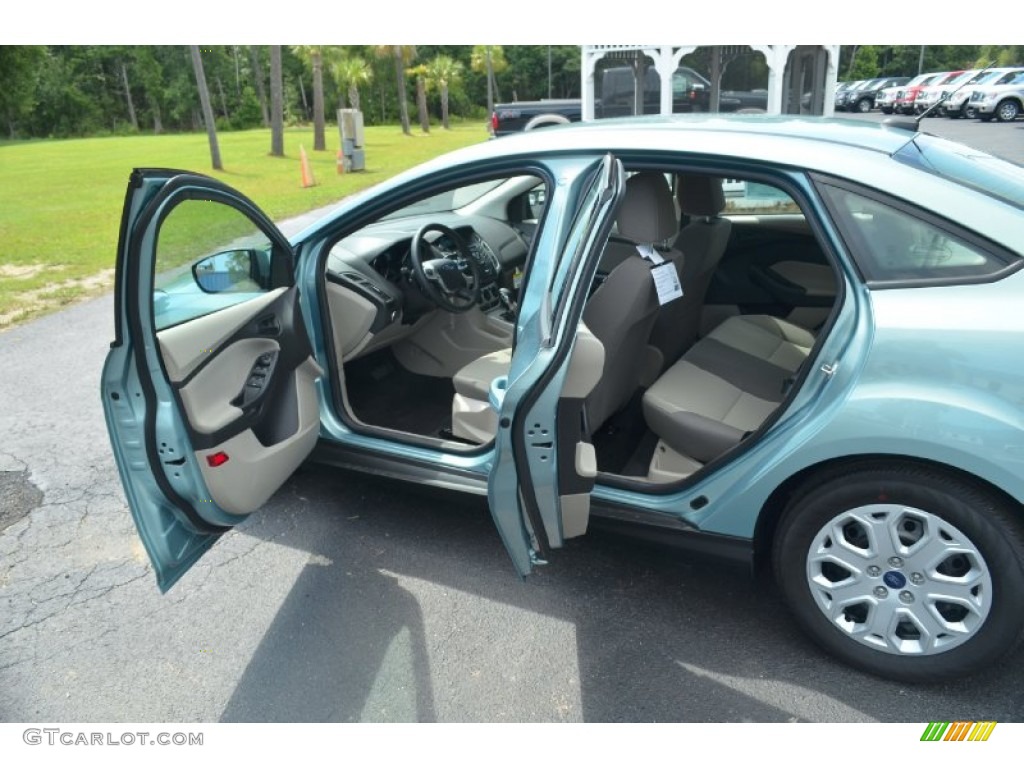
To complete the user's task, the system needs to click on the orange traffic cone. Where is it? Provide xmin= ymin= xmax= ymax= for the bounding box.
xmin=299 ymin=145 xmax=316 ymax=188
xmin=336 ymin=149 xmax=345 ymax=175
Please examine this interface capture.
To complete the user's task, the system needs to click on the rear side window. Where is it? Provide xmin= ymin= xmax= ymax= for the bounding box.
xmin=819 ymin=183 xmax=1016 ymax=285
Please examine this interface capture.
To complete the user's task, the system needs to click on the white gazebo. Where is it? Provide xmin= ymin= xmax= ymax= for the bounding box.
xmin=580 ymin=45 xmax=840 ymax=120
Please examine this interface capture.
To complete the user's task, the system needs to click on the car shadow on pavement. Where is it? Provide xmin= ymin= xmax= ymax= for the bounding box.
xmin=221 ymin=463 xmax=1024 ymax=722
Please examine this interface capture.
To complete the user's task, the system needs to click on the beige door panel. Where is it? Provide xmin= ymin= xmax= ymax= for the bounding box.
xmin=768 ymin=260 xmax=837 ymax=297
xmin=559 ymin=323 xmax=604 ymax=399
xmin=558 ymin=323 xmax=604 ymax=539
xmin=195 ymin=357 xmax=323 ymax=516
xmin=157 ymin=287 xmax=288 ymax=382
xmin=177 ymin=337 xmax=281 ymax=434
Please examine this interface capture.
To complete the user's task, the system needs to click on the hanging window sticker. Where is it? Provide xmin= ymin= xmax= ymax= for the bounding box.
xmin=635 ymin=244 xmax=680 ymax=304
xmin=651 ymin=263 xmax=683 ymax=305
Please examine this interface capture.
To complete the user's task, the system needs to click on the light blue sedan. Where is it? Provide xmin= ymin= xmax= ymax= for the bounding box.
xmin=102 ymin=117 xmax=1024 ymax=683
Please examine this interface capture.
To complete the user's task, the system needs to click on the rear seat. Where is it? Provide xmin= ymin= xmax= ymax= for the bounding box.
xmin=642 ymin=315 xmax=815 ymax=464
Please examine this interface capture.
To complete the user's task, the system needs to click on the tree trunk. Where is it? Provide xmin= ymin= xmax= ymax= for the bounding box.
xmin=485 ymin=48 xmax=494 ymax=117
xmin=269 ymin=46 xmax=284 ymax=157
xmin=312 ymin=50 xmax=325 ymax=151
xmin=441 ymin=84 xmax=450 ymax=129
xmin=152 ymin=101 xmax=163 ymax=134
xmin=298 ymin=74 xmax=309 ymax=119
xmin=250 ymin=46 xmax=270 ymax=126
xmin=216 ymin=76 xmax=230 ymax=120
xmin=349 ymin=83 xmax=360 ymax=112
xmin=232 ymin=46 xmax=241 ymax=96
xmin=393 ymin=47 xmax=411 ymax=135
xmin=189 ymin=45 xmax=222 ymax=171
xmin=416 ymin=76 xmax=429 ymax=133
xmin=120 ymin=61 xmax=139 ymax=131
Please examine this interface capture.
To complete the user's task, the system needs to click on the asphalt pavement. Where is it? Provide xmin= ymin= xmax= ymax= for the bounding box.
xmin=2 ymin=114 xmax=1023 ymax=723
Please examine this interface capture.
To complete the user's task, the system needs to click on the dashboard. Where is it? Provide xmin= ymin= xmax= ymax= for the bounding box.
xmin=325 ymin=212 xmax=531 ymax=336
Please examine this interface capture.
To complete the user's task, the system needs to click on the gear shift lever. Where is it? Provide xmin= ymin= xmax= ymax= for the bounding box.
xmin=498 ymin=288 xmax=517 ymax=322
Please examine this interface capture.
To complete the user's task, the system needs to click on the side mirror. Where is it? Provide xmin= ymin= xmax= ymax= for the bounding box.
xmin=192 ymin=249 xmax=267 ymax=293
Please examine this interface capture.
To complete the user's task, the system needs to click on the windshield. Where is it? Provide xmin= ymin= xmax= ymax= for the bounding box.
xmin=946 ymin=71 xmax=978 ymax=86
xmin=379 ymin=179 xmax=506 ymax=220
xmin=989 ymin=70 xmax=1024 ymax=84
xmin=894 ymin=134 xmax=1024 ymax=211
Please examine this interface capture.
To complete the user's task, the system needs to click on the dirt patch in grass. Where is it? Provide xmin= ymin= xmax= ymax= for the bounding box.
xmin=0 ymin=264 xmax=59 ymax=279
xmin=0 ymin=268 xmax=115 ymax=330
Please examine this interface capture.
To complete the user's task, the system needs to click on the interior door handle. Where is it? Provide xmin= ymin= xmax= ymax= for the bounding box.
xmin=257 ymin=315 xmax=281 ymax=336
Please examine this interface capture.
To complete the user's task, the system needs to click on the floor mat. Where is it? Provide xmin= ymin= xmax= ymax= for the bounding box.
xmin=620 ymin=430 xmax=659 ymax=478
xmin=592 ymin=390 xmax=650 ymax=475
xmin=344 ymin=350 xmax=455 ymax=438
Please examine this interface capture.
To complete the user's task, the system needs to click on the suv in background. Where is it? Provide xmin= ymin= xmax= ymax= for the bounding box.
xmin=915 ymin=70 xmax=985 ymax=116
xmin=945 ymin=68 xmax=1024 ymax=118
xmin=969 ymin=70 xmax=1024 ymax=122
xmin=835 ymin=76 xmax=910 ymax=112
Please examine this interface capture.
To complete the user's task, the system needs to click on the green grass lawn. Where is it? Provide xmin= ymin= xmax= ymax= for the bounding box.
xmin=0 ymin=122 xmax=487 ymax=328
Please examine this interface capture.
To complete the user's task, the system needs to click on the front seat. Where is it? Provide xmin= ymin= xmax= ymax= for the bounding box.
xmin=451 ymin=171 xmax=675 ymax=442
xmin=647 ymin=174 xmax=732 ymax=371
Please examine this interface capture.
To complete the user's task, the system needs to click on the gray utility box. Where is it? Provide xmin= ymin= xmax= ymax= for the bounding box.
xmin=337 ymin=109 xmax=366 ymax=171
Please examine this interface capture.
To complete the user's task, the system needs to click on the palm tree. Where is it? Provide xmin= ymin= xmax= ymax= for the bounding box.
xmin=189 ymin=45 xmax=222 ymax=171
xmin=269 ymin=45 xmax=284 ymax=157
xmin=292 ymin=46 xmax=326 ymax=151
xmin=471 ymin=45 xmax=507 ymax=117
xmin=375 ymin=45 xmax=416 ymax=135
xmin=249 ymin=46 xmax=269 ymax=126
xmin=408 ymin=63 xmax=430 ymax=133
xmin=331 ymin=55 xmax=372 ymax=111
xmin=426 ymin=55 xmax=463 ymax=129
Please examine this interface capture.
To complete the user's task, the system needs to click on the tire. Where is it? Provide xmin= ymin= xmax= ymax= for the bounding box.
xmin=773 ymin=462 xmax=1024 ymax=682
xmin=880 ymin=106 xmax=893 ymax=114
xmin=963 ymin=106 xmax=978 ymax=120
xmin=995 ymin=99 xmax=1020 ymax=122
xmin=855 ymin=98 xmax=872 ymax=113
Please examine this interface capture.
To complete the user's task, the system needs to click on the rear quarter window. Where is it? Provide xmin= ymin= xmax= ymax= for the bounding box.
xmin=818 ymin=181 xmax=1020 ymax=286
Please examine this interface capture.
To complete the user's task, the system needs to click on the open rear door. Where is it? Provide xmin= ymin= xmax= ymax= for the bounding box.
xmin=101 ymin=170 xmax=322 ymax=591
xmin=487 ymin=155 xmax=624 ymax=575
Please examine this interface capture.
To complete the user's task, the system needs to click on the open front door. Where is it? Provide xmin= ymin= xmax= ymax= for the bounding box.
xmin=101 ymin=169 xmax=322 ymax=591
xmin=488 ymin=155 xmax=625 ymax=575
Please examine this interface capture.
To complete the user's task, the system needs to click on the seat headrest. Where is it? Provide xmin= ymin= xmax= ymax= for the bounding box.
xmin=677 ymin=175 xmax=726 ymax=217
xmin=616 ymin=172 xmax=677 ymax=244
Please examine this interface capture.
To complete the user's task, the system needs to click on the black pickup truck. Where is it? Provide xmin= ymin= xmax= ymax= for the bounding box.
xmin=491 ymin=66 xmax=768 ymax=136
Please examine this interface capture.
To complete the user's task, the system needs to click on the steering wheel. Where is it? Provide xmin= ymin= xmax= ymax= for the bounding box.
xmin=408 ymin=223 xmax=483 ymax=314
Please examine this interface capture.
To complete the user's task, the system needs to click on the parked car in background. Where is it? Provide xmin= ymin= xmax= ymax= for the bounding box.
xmin=914 ymin=70 xmax=981 ymax=116
xmin=491 ymin=66 xmax=768 ymax=136
xmin=103 ymin=116 xmax=1024 ymax=685
xmin=946 ymin=68 xmax=1024 ymax=118
xmin=874 ymin=82 xmax=902 ymax=114
xmin=892 ymin=72 xmax=945 ymax=114
xmin=835 ymin=76 xmax=910 ymax=112
xmin=830 ymin=80 xmax=856 ymax=108
xmin=969 ymin=70 xmax=1024 ymax=122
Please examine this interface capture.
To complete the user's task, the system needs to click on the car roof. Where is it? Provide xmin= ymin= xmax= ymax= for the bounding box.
xmin=443 ymin=115 xmax=917 ymax=168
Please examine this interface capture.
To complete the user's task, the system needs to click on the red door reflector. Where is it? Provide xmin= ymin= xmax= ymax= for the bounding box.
xmin=206 ymin=451 xmax=230 ymax=468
